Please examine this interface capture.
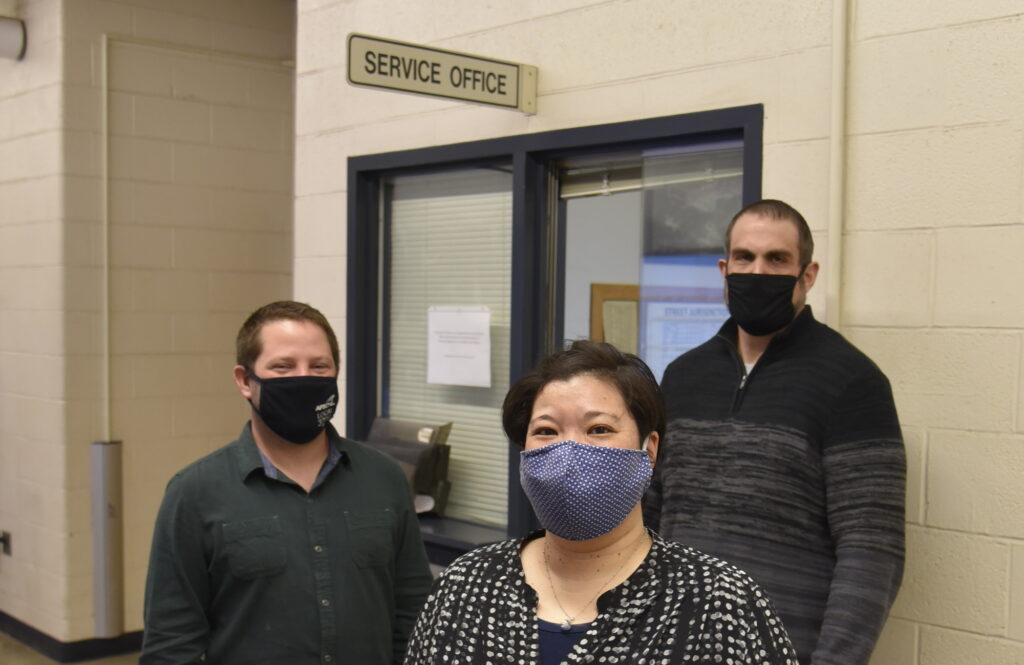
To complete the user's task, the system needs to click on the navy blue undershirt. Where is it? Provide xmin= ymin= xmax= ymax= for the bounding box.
xmin=537 ymin=618 xmax=591 ymax=665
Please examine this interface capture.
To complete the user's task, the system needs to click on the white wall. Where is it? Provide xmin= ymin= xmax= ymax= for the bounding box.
xmin=294 ymin=1 xmax=1024 ymax=663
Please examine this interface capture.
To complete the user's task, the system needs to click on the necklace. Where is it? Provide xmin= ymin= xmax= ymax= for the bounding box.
xmin=542 ymin=531 xmax=648 ymax=632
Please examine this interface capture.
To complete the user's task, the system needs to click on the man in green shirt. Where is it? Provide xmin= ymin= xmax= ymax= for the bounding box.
xmin=141 ymin=301 xmax=433 ymax=665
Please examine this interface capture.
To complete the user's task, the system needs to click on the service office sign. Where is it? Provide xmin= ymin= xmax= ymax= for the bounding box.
xmin=347 ymin=34 xmax=537 ymax=114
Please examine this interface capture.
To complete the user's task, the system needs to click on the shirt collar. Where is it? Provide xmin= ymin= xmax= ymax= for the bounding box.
xmin=234 ymin=422 xmax=347 ymax=490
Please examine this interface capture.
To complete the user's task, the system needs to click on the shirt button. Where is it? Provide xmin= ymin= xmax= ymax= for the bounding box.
xmin=321 ymin=599 xmax=330 ymax=607
xmin=314 ymin=545 xmax=324 ymax=553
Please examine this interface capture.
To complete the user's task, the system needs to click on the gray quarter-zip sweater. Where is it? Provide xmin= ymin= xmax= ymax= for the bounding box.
xmin=646 ymin=306 xmax=905 ymax=665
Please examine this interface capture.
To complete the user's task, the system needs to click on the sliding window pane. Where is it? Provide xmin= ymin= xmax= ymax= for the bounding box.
xmin=385 ymin=167 xmax=512 ymax=527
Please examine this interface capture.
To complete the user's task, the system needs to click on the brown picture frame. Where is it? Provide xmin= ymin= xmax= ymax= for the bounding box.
xmin=590 ymin=282 xmax=639 ymax=352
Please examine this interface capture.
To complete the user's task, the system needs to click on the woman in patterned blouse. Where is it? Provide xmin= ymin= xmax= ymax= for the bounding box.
xmin=405 ymin=341 xmax=797 ymax=665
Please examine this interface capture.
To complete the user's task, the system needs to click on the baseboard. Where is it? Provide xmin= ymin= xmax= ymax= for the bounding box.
xmin=0 ymin=612 xmax=142 ymax=663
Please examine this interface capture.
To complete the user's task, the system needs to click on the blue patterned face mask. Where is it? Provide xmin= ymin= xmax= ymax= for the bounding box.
xmin=520 ymin=439 xmax=653 ymax=541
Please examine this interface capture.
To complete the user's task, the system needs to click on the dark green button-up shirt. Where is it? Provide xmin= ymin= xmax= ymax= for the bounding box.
xmin=140 ymin=423 xmax=433 ymax=665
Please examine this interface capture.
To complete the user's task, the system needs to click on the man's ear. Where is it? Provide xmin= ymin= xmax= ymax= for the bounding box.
xmin=718 ymin=257 xmax=728 ymax=279
xmin=801 ymin=261 xmax=820 ymax=291
xmin=233 ymin=365 xmax=254 ymax=400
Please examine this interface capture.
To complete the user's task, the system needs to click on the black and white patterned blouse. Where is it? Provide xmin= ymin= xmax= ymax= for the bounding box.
xmin=405 ymin=532 xmax=798 ymax=665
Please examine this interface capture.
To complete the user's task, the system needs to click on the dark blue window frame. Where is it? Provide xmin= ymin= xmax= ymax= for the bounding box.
xmin=346 ymin=105 xmax=763 ymax=538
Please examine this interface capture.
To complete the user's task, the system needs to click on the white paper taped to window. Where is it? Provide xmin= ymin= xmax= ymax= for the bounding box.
xmin=426 ymin=306 xmax=491 ymax=388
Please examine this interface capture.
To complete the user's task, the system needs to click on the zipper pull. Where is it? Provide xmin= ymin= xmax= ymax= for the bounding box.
xmin=731 ymin=371 xmax=748 ymax=414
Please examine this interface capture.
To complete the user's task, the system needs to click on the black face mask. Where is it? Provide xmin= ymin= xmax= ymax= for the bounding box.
xmin=247 ymin=371 xmax=338 ymax=444
xmin=725 ymin=272 xmax=800 ymax=336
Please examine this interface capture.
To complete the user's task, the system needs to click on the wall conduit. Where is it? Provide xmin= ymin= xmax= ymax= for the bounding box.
xmin=826 ymin=0 xmax=850 ymax=329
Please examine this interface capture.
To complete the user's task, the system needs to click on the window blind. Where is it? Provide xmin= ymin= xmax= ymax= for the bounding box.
xmin=559 ymin=148 xmax=742 ymax=200
xmin=386 ymin=168 xmax=512 ymax=527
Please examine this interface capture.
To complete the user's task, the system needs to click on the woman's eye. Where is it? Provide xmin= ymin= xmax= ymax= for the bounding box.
xmin=531 ymin=427 xmax=557 ymax=436
xmin=589 ymin=425 xmax=613 ymax=435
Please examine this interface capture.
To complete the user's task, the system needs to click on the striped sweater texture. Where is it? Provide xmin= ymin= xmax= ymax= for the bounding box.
xmin=646 ymin=307 xmax=905 ymax=665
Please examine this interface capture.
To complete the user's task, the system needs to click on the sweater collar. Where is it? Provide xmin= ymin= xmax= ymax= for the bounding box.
xmin=514 ymin=530 xmax=666 ymax=612
xmin=718 ymin=304 xmax=817 ymax=353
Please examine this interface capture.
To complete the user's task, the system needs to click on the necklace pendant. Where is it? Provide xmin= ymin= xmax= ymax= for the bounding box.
xmin=560 ymin=619 xmax=572 ymax=632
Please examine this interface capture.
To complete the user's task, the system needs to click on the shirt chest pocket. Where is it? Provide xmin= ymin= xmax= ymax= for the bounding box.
xmin=222 ymin=516 xmax=286 ymax=580
xmin=344 ymin=509 xmax=395 ymax=567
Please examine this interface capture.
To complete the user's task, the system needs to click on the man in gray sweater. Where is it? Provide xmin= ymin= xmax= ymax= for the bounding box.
xmin=646 ymin=200 xmax=905 ymax=665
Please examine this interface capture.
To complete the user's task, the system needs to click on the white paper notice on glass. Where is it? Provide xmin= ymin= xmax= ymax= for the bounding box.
xmin=427 ymin=306 xmax=492 ymax=388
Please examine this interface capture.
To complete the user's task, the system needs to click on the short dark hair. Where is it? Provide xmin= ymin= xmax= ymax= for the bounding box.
xmin=501 ymin=340 xmax=665 ymax=449
xmin=235 ymin=300 xmax=339 ymax=370
xmin=724 ymin=199 xmax=814 ymax=266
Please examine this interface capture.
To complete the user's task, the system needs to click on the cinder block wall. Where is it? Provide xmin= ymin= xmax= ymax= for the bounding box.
xmin=0 ymin=0 xmax=69 ymax=640
xmin=0 ymin=0 xmax=296 ymax=643
xmin=294 ymin=1 xmax=1024 ymax=663
xmin=843 ymin=4 xmax=1024 ymax=662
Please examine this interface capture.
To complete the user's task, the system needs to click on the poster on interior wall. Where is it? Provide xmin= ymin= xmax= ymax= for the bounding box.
xmin=427 ymin=306 xmax=491 ymax=388
xmin=642 ymin=302 xmax=729 ymax=383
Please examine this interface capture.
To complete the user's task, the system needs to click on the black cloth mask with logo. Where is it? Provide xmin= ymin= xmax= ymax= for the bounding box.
xmin=247 ymin=371 xmax=339 ymax=444
xmin=725 ymin=272 xmax=801 ymax=336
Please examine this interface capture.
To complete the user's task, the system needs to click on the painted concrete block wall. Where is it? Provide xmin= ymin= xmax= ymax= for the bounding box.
xmin=0 ymin=0 xmax=70 ymax=639
xmin=844 ymin=4 xmax=1024 ymax=662
xmin=1 ymin=0 xmax=295 ymax=643
xmin=295 ymin=1 xmax=1024 ymax=663
xmin=60 ymin=0 xmax=296 ymax=639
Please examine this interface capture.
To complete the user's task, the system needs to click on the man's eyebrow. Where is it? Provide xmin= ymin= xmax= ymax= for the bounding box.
xmin=264 ymin=354 xmax=331 ymax=360
xmin=730 ymin=247 xmax=793 ymax=258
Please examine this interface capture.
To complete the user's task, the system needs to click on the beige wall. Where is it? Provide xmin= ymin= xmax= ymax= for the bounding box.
xmin=294 ymin=1 xmax=1024 ymax=663
xmin=844 ymin=4 xmax=1024 ymax=662
xmin=0 ymin=0 xmax=69 ymax=640
xmin=0 ymin=0 xmax=295 ymax=642
xmin=2 ymin=0 xmax=1022 ymax=659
